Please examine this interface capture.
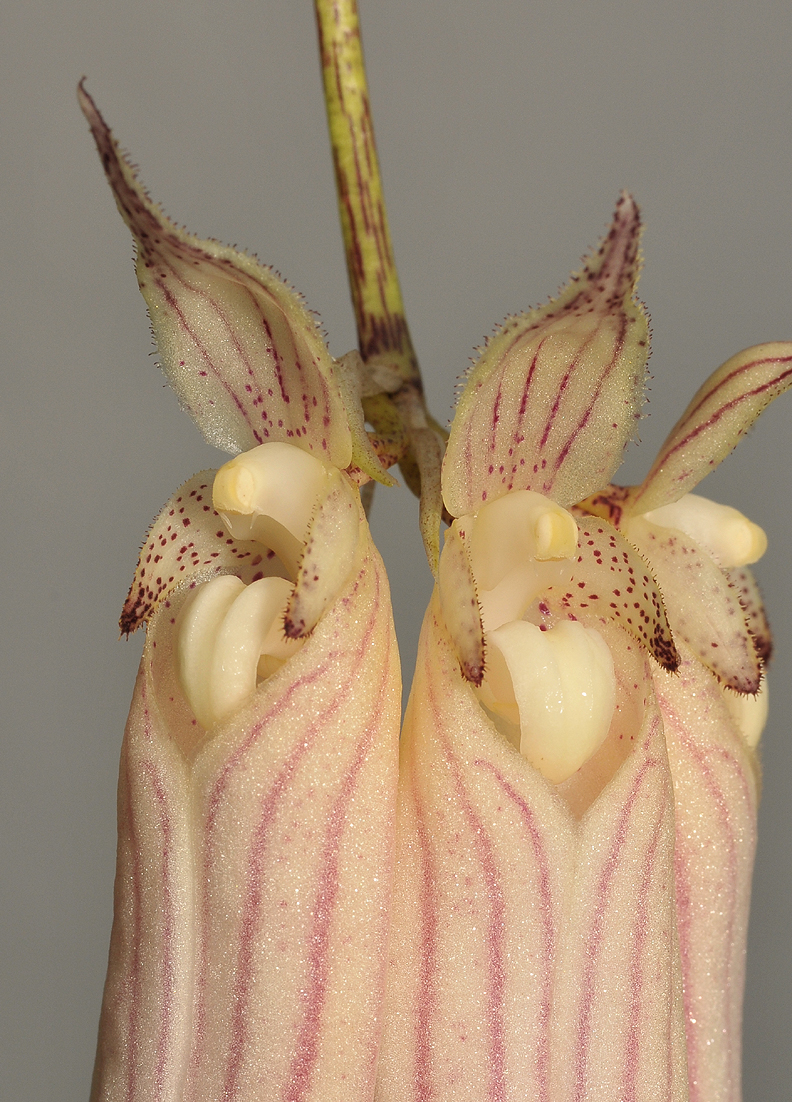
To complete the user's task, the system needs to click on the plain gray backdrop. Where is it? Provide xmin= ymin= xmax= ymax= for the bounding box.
xmin=2 ymin=1 xmax=790 ymax=1098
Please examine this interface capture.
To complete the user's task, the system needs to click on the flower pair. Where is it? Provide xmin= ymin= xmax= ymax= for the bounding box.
xmin=81 ymin=82 xmax=791 ymax=1102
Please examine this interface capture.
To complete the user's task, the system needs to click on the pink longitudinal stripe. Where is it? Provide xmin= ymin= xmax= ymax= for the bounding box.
xmin=543 ymin=318 xmax=628 ymax=493
xmin=285 ymin=631 xmax=395 ymax=1100
xmin=474 ymin=760 xmax=558 ymax=1102
xmin=139 ymin=754 xmax=178 ymax=1102
xmin=122 ymin=747 xmax=144 ymax=1102
xmin=153 ymin=275 xmax=263 ymax=443
xmin=123 ymin=696 xmax=181 ymax=1102
xmin=185 ymin=653 xmax=333 ymax=1090
xmin=413 ymin=654 xmax=508 ymax=1102
xmin=211 ymin=565 xmax=385 ymax=1101
xmin=157 ymin=253 xmax=337 ymax=451
xmin=572 ymin=725 xmax=665 ymax=1102
xmin=461 ymin=309 xmax=627 ymax=506
xmin=87 ymin=91 xmax=332 ymax=451
xmin=409 ymin=753 xmax=441 ymax=1102
xmin=667 ymin=714 xmax=755 ymax=1102
xmin=621 ymin=805 xmax=667 ymax=1102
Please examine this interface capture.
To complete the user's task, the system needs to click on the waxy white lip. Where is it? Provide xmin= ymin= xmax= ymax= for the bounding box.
xmin=177 ymin=574 xmax=297 ymax=730
xmin=480 ymin=618 xmax=617 ymax=784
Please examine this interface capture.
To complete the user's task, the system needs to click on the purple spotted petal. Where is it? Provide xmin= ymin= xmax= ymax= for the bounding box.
xmin=725 ymin=564 xmax=772 ymax=664
xmin=627 ymin=518 xmax=761 ymax=693
xmin=120 ymin=471 xmax=286 ymax=636
xmin=554 ymin=515 xmax=679 ymax=671
xmin=79 ymin=83 xmax=355 ymax=469
xmin=632 ymin=343 xmax=792 ymax=513
xmin=442 ymin=194 xmax=649 ymax=517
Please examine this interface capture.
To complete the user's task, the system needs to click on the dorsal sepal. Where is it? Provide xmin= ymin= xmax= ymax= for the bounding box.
xmin=442 ymin=193 xmax=649 ymax=517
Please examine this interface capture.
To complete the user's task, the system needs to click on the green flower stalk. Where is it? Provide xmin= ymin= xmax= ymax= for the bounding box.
xmin=82 ymin=2 xmax=791 ymax=1100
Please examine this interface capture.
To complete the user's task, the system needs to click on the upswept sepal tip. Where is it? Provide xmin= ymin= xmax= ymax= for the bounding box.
xmin=442 ymin=193 xmax=649 ymax=518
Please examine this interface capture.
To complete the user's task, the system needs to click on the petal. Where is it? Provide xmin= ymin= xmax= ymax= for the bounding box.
xmin=79 ymin=83 xmax=360 ymax=470
xmin=652 ymin=646 xmax=759 ymax=1102
xmin=284 ymin=470 xmax=362 ymax=638
xmin=631 ymin=342 xmax=792 ymax=513
xmin=725 ymin=564 xmax=772 ymax=663
xmin=627 ymin=517 xmax=761 ymax=693
xmin=120 ymin=471 xmax=286 ymax=636
xmin=376 ymin=593 xmax=688 ymax=1102
xmin=553 ymin=515 xmax=679 ymax=671
xmin=90 ymin=672 xmax=195 ymax=1100
xmin=442 ymin=193 xmax=648 ymax=517
xmin=437 ymin=520 xmax=485 ymax=684
xmin=92 ymin=523 xmax=401 ymax=1102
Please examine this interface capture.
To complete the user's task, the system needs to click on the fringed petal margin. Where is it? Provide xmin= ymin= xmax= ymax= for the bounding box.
xmin=79 ymin=83 xmax=361 ymax=470
xmin=627 ymin=518 xmax=761 ymax=693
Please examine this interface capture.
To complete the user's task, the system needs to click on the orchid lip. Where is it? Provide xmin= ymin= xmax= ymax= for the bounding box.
xmin=176 ymin=574 xmax=300 ymax=729
xmin=477 ymin=618 xmax=617 ymax=783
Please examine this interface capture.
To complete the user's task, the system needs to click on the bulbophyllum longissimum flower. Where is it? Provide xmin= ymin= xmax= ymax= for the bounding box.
xmin=80 ymin=85 xmax=402 ymax=1102
xmin=377 ymin=195 xmax=792 ymax=1102
xmin=81 ymin=3 xmax=792 ymax=1098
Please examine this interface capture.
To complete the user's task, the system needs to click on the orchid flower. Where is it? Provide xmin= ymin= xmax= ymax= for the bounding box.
xmin=378 ymin=195 xmax=792 ymax=1102
xmin=82 ymin=2 xmax=791 ymax=1102
xmin=79 ymin=76 xmax=402 ymax=1102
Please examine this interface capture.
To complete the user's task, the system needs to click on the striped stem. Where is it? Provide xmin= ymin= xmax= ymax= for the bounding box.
xmin=314 ymin=0 xmax=418 ymax=381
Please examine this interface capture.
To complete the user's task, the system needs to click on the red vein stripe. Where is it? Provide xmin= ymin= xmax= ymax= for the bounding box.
xmin=79 ymin=82 xmax=347 ymax=461
xmin=409 ymin=751 xmax=440 ymax=1102
xmin=572 ymin=717 xmax=668 ymax=1102
xmin=400 ymin=608 xmax=563 ymax=1102
xmin=444 ymin=195 xmax=645 ymax=516
xmin=474 ymin=760 xmax=557 ymax=1102
xmin=122 ymin=747 xmax=144 ymax=1102
xmin=119 ymin=718 xmax=183 ymax=1102
xmin=147 ymin=247 xmax=335 ymax=453
xmin=663 ymin=701 xmax=756 ymax=1102
xmin=621 ymin=805 xmax=667 ymax=1102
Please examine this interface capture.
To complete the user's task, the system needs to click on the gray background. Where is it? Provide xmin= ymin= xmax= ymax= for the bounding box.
xmin=2 ymin=1 xmax=791 ymax=1098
